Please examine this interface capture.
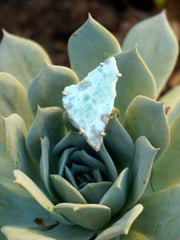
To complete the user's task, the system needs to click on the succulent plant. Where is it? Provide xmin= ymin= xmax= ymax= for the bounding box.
xmin=0 ymin=11 xmax=180 ymax=240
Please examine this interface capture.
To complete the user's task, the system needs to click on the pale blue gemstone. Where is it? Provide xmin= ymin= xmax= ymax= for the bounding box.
xmin=62 ymin=57 xmax=120 ymax=151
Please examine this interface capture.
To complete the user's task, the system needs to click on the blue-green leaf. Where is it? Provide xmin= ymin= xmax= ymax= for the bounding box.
xmin=0 ymin=177 xmax=56 ymax=240
xmin=28 ymin=63 xmax=79 ymax=115
xmin=54 ymin=131 xmax=88 ymax=157
xmin=122 ymin=12 xmax=179 ymax=95
xmin=121 ymin=230 xmax=150 ymax=240
xmin=126 ymin=136 xmax=158 ymax=208
xmin=68 ymin=14 xmax=121 ymax=79
xmin=152 ymin=114 xmax=180 ymax=191
xmin=0 ymin=143 xmax=13 ymax=179
xmin=99 ymin=168 xmax=129 ymax=216
xmin=133 ymin=186 xmax=180 ymax=240
xmin=160 ymin=87 xmax=180 ymax=125
xmin=80 ymin=182 xmax=112 ymax=204
xmin=0 ymin=30 xmax=51 ymax=89
xmin=96 ymin=143 xmax=118 ymax=182
xmin=3 ymin=114 xmax=39 ymax=182
xmin=54 ymin=133 xmax=118 ymax=183
xmin=40 ymin=137 xmax=57 ymax=202
xmin=95 ymin=204 xmax=143 ymax=240
xmin=0 ymin=72 xmax=33 ymax=144
xmin=159 ymin=85 xmax=180 ymax=108
xmin=124 ymin=96 xmax=170 ymax=159
xmin=104 ymin=116 xmax=134 ymax=172
xmin=70 ymin=150 xmax=107 ymax=174
xmin=2 ymin=224 xmax=94 ymax=240
xmin=54 ymin=203 xmax=111 ymax=230
xmin=13 ymin=170 xmax=72 ymax=225
xmin=50 ymin=174 xmax=87 ymax=204
xmin=167 ymin=99 xmax=180 ymax=125
xmin=115 ymin=46 xmax=156 ymax=123
xmin=26 ymin=106 xmax=66 ymax=164
xmin=14 ymin=170 xmax=54 ymax=211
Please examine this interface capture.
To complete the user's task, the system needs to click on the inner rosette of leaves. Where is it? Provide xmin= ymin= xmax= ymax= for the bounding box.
xmin=0 ymin=11 xmax=180 ymax=240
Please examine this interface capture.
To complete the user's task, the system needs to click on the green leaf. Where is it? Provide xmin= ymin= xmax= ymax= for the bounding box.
xmin=159 ymin=85 xmax=180 ymax=107
xmin=95 ymin=204 xmax=143 ymax=240
xmin=13 ymin=170 xmax=72 ymax=225
xmin=167 ymin=99 xmax=180 ymax=125
xmin=54 ymin=131 xmax=88 ymax=157
xmin=96 ymin=143 xmax=118 ymax=182
xmin=54 ymin=133 xmax=118 ymax=183
xmin=50 ymin=174 xmax=87 ymax=204
xmin=121 ymin=230 xmax=150 ymax=240
xmin=122 ymin=12 xmax=179 ymax=96
xmin=68 ymin=14 xmax=121 ymax=80
xmin=70 ymin=150 xmax=107 ymax=175
xmin=14 ymin=170 xmax=54 ymax=211
xmin=133 ymin=186 xmax=180 ymax=240
xmin=99 ymin=168 xmax=129 ymax=216
xmin=0 ymin=72 xmax=33 ymax=145
xmin=2 ymin=227 xmax=58 ymax=240
xmin=152 ymin=114 xmax=180 ymax=191
xmin=40 ymin=137 xmax=57 ymax=202
xmin=0 ymin=177 xmax=56 ymax=240
xmin=26 ymin=106 xmax=66 ymax=164
xmin=3 ymin=114 xmax=39 ymax=182
xmin=57 ymin=147 xmax=76 ymax=177
xmin=2 ymin=224 xmax=94 ymax=240
xmin=115 ymin=47 xmax=156 ymax=123
xmin=104 ymin=116 xmax=134 ymax=172
xmin=80 ymin=182 xmax=112 ymax=204
xmin=159 ymin=86 xmax=180 ymax=128
xmin=54 ymin=203 xmax=111 ymax=230
xmin=124 ymin=96 xmax=170 ymax=159
xmin=28 ymin=63 xmax=79 ymax=115
xmin=0 ymin=143 xmax=12 ymax=179
xmin=0 ymin=30 xmax=51 ymax=89
xmin=126 ymin=136 xmax=158 ymax=209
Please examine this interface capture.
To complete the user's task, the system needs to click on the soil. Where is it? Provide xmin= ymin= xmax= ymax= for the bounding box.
xmin=0 ymin=0 xmax=179 ymax=91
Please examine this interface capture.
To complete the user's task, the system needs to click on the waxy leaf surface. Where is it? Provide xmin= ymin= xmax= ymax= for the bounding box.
xmin=0 ymin=72 xmax=33 ymax=144
xmin=95 ymin=204 xmax=143 ymax=240
xmin=126 ymin=136 xmax=158 ymax=208
xmin=115 ymin=47 xmax=156 ymax=123
xmin=54 ymin=203 xmax=111 ymax=230
xmin=124 ymin=96 xmax=169 ymax=159
xmin=28 ymin=63 xmax=79 ymax=115
xmin=132 ymin=186 xmax=180 ymax=240
xmin=0 ymin=31 xmax=51 ymax=89
xmin=2 ymin=224 xmax=94 ymax=240
xmin=68 ymin=14 xmax=121 ymax=79
xmin=152 ymin=114 xmax=180 ymax=190
xmin=122 ymin=12 xmax=179 ymax=95
xmin=26 ymin=107 xmax=65 ymax=164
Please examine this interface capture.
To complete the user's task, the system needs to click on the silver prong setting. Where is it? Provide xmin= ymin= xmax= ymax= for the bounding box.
xmin=100 ymin=131 xmax=106 ymax=137
xmin=79 ymin=128 xmax=85 ymax=135
xmin=117 ymin=72 xmax=122 ymax=77
xmin=62 ymin=91 xmax=67 ymax=96
xmin=100 ymin=62 xmax=104 ymax=67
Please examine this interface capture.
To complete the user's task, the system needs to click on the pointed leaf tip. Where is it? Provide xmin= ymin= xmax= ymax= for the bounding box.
xmin=62 ymin=57 xmax=120 ymax=151
xmin=68 ymin=16 xmax=121 ymax=79
xmin=0 ymin=31 xmax=51 ymax=89
xmin=122 ymin=11 xmax=179 ymax=96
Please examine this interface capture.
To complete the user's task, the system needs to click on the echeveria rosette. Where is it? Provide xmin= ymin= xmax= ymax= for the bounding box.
xmin=0 ymin=11 xmax=179 ymax=240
